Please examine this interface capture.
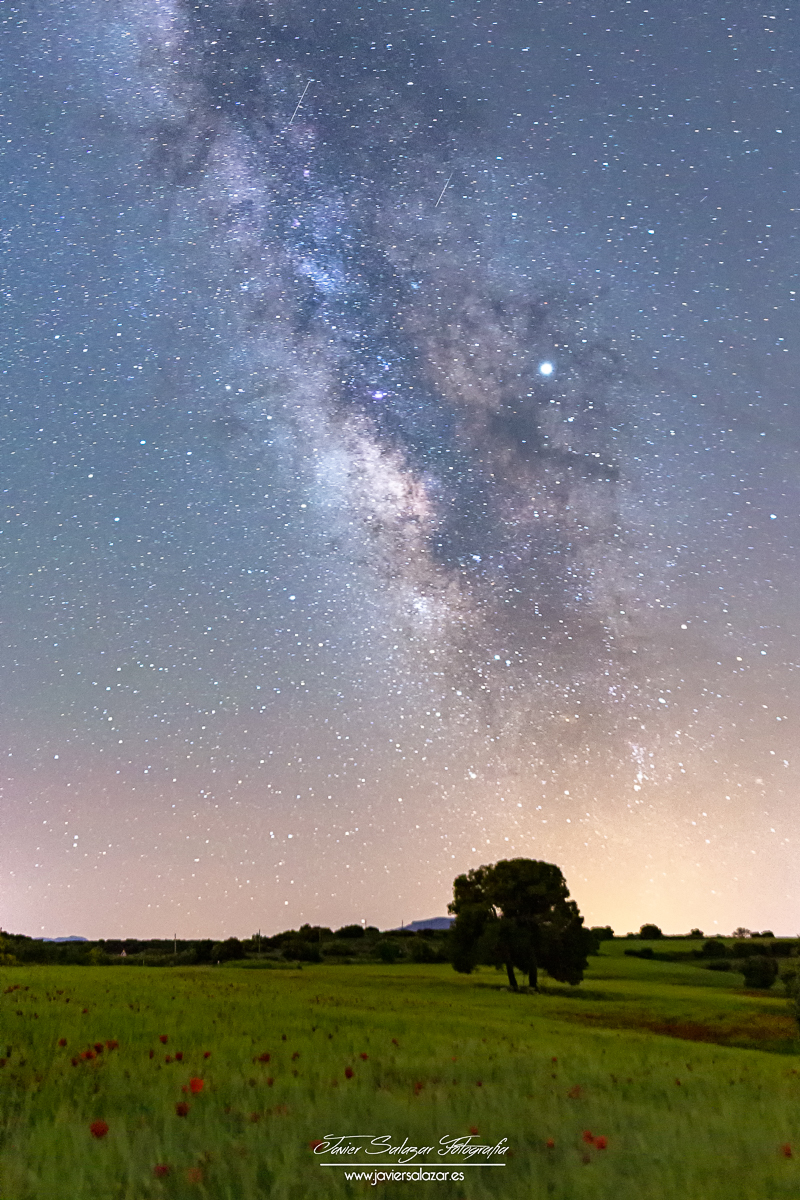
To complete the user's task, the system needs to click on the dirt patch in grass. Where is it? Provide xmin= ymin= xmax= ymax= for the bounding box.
xmin=561 ymin=1009 xmax=799 ymax=1051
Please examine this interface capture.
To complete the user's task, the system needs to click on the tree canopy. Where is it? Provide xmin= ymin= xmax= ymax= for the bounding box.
xmin=447 ymin=857 xmax=593 ymax=992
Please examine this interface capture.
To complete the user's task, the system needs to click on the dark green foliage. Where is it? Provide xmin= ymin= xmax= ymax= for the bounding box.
xmin=408 ymin=937 xmax=444 ymax=963
xmin=448 ymin=858 xmax=591 ymax=992
xmin=782 ymin=966 xmax=800 ymax=1032
xmin=731 ymin=941 xmax=760 ymax=958
xmin=194 ymin=939 xmax=215 ymax=963
xmin=590 ymin=925 xmax=615 ymax=942
xmin=211 ymin=937 xmax=245 ymax=962
xmin=625 ymin=947 xmax=654 ymax=959
xmin=689 ymin=929 xmax=704 ymax=938
xmin=741 ymin=956 xmax=779 ymax=990
xmin=298 ymin=924 xmax=332 ymax=943
xmin=639 ymin=924 xmax=663 ymax=939
xmin=375 ymin=939 xmax=404 ymax=963
xmin=281 ymin=940 xmax=322 ymax=963
xmin=700 ymin=939 xmax=727 ymax=958
xmin=768 ymin=940 xmax=799 ymax=957
xmin=336 ymin=924 xmax=366 ymax=939
xmin=705 ymin=960 xmax=731 ymax=972
xmin=322 ymin=940 xmax=356 ymax=958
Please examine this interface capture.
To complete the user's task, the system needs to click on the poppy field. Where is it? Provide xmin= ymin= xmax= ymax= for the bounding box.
xmin=1 ymin=949 xmax=799 ymax=1199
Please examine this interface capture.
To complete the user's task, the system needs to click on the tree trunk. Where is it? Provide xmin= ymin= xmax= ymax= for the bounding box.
xmin=528 ymin=958 xmax=539 ymax=992
xmin=505 ymin=960 xmax=519 ymax=991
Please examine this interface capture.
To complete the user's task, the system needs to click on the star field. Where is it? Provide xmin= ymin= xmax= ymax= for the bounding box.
xmin=1 ymin=0 xmax=798 ymax=938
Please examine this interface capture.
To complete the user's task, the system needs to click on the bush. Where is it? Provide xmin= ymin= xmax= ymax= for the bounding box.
xmin=769 ymin=941 xmax=799 ymax=958
xmin=590 ymin=926 xmax=615 ymax=941
xmin=194 ymin=939 xmax=215 ymax=963
xmin=211 ymin=937 xmax=245 ymax=962
xmin=638 ymin=924 xmax=663 ymax=939
xmin=375 ymin=940 xmax=404 ymax=963
xmin=741 ymin=956 xmax=779 ymax=990
xmin=700 ymin=939 xmax=727 ymax=958
xmin=298 ymin=925 xmax=332 ymax=943
xmin=587 ymin=926 xmax=614 ymax=954
xmin=282 ymin=940 xmax=321 ymax=963
xmin=409 ymin=938 xmax=443 ymax=963
xmin=336 ymin=925 xmax=365 ymax=939
xmin=322 ymin=941 xmax=355 ymax=958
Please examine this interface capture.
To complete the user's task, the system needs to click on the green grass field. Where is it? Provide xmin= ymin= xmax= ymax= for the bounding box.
xmin=1 ymin=947 xmax=799 ymax=1199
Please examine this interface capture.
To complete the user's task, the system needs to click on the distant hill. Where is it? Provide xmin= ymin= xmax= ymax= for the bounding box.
xmin=397 ymin=917 xmax=453 ymax=932
xmin=37 ymin=936 xmax=88 ymax=943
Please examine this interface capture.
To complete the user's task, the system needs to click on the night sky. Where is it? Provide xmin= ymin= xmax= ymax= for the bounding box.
xmin=1 ymin=0 xmax=798 ymax=939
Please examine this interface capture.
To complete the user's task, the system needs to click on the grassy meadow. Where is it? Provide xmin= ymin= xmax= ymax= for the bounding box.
xmin=1 ymin=945 xmax=799 ymax=1199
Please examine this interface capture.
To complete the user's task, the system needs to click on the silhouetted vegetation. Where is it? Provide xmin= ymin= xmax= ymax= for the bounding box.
xmin=448 ymin=858 xmax=593 ymax=992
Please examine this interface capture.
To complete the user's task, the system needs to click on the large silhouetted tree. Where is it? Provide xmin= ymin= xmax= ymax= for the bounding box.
xmin=448 ymin=858 xmax=592 ymax=992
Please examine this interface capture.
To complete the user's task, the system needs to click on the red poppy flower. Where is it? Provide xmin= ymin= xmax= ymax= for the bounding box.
xmin=186 ymin=1167 xmax=203 ymax=1183
xmin=94 ymin=1043 xmax=104 ymax=1053
xmin=310 ymin=1140 xmax=324 ymax=1151
xmin=71 ymin=1057 xmax=79 ymax=1066
xmin=153 ymin=1164 xmax=170 ymax=1177
xmin=165 ymin=1055 xmax=172 ymax=1063
xmin=595 ymin=1136 xmax=608 ymax=1151
xmin=469 ymin=1126 xmax=479 ymax=1136
xmin=159 ymin=1035 xmax=168 ymax=1044
xmin=175 ymin=1102 xmax=190 ymax=1117
xmin=82 ymin=1050 xmax=96 ymax=1061
xmin=105 ymin=1040 xmax=118 ymax=1051
xmin=359 ymin=1053 xmax=368 ymax=1061
xmin=413 ymin=1081 xmax=424 ymax=1095
xmin=567 ymin=1085 xmax=583 ymax=1099
xmin=82 ymin=1008 xmax=88 ymax=1014
xmin=551 ymin=1057 xmax=558 ymax=1064
xmin=189 ymin=1078 xmax=204 ymax=1094
xmin=89 ymin=1120 xmax=109 ymax=1139
xmin=258 ymin=1052 xmax=270 ymax=1063
xmin=546 ymin=1139 xmax=555 ymax=1150
xmin=149 ymin=1049 xmax=155 ymax=1059
xmin=781 ymin=1144 xmax=793 ymax=1158
xmin=175 ymin=1052 xmax=183 ymax=1062
xmin=266 ymin=1077 xmax=274 ymax=1087
xmin=58 ymin=1038 xmax=67 ymax=1047
xmin=582 ymin=1131 xmax=595 ymax=1145
xmin=203 ymin=1051 xmax=212 ymax=1059
xmin=475 ymin=1080 xmax=483 ymax=1088
xmin=292 ymin=1051 xmax=300 ymax=1060
xmin=344 ymin=1066 xmax=354 ymax=1079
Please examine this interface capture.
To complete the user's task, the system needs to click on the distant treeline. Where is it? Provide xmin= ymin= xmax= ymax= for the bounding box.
xmin=0 ymin=923 xmax=613 ymax=968
xmin=0 ymin=924 xmax=451 ymax=967
xmin=621 ymin=935 xmax=800 ymax=991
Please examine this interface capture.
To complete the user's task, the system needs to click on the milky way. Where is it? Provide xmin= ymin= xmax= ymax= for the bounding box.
xmin=2 ymin=0 xmax=798 ymax=937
